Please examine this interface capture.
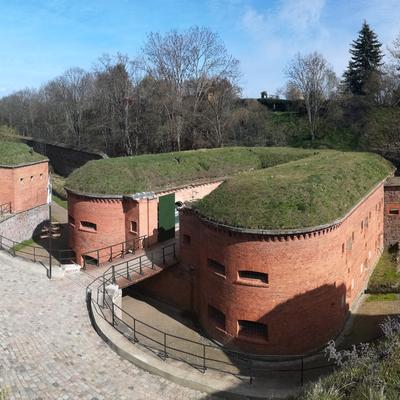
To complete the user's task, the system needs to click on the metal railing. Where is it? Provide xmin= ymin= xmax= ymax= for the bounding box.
xmin=0 ymin=202 xmax=11 ymax=216
xmin=86 ymin=242 xmax=337 ymax=387
xmin=82 ymin=235 xmax=147 ymax=269
xmin=0 ymin=234 xmax=75 ymax=275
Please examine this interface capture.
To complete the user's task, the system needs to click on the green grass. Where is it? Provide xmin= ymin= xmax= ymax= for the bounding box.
xmin=53 ymin=195 xmax=67 ymax=209
xmin=366 ymin=293 xmax=399 ymax=302
xmin=0 ymin=140 xmax=46 ymax=165
xmin=367 ymin=250 xmax=400 ymax=293
xmin=12 ymin=238 xmax=35 ymax=252
xmin=194 ymin=151 xmax=393 ymax=230
xmin=65 ymin=147 xmax=316 ymax=195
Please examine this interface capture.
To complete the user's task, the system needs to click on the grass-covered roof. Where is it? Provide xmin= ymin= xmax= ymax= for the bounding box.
xmin=65 ymin=147 xmax=316 ymax=195
xmin=0 ymin=140 xmax=46 ymax=166
xmin=194 ymin=151 xmax=393 ymax=230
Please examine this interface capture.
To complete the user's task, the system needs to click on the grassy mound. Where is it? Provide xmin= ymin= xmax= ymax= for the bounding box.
xmin=194 ymin=151 xmax=393 ymax=230
xmin=0 ymin=140 xmax=46 ymax=166
xmin=367 ymin=249 xmax=400 ymax=294
xmin=65 ymin=147 xmax=315 ymax=195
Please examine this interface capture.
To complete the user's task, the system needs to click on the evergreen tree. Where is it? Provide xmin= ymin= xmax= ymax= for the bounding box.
xmin=343 ymin=21 xmax=383 ymax=95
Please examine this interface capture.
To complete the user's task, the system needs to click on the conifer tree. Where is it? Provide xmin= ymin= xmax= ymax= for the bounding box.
xmin=343 ymin=21 xmax=383 ymax=95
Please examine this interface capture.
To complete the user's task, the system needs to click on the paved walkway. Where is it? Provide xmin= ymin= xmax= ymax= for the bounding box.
xmin=0 ymin=251 xmax=213 ymax=400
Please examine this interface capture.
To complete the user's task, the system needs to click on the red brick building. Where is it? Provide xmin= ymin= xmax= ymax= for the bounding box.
xmin=384 ymin=177 xmax=400 ymax=247
xmin=0 ymin=160 xmax=49 ymax=214
xmin=178 ymin=182 xmax=385 ymax=354
xmin=67 ymin=180 xmax=222 ymax=265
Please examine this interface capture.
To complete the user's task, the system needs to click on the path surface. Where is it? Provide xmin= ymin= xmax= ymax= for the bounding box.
xmin=0 ymin=252 xmax=213 ymax=400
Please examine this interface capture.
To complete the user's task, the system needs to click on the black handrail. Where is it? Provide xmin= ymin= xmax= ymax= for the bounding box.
xmin=82 ymin=235 xmax=147 ymax=269
xmin=86 ymin=243 xmax=337 ymax=387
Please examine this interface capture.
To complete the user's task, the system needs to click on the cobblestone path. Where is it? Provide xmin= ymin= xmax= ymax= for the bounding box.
xmin=0 ymin=252 xmax=212 ymax=400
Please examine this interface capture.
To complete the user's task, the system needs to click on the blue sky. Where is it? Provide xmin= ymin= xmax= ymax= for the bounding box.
xmin=0 ymin=0 xmax=399 ymax=98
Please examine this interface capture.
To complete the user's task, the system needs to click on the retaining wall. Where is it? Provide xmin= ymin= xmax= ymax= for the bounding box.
xmin=0 ymin=204 xmax=49 ymax=243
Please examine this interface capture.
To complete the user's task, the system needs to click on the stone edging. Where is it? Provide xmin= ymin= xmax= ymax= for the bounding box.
xmin=0 ymin=159 xmax=49 ymax=169
xmin=85 ymin=290 xmax=295 ymax=399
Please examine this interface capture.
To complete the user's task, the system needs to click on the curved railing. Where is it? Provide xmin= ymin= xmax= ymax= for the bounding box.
xmin=86 ymin=245 xmax=337 ymax=387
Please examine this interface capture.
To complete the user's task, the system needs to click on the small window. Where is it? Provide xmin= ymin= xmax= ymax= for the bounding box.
xmin=352 ymin=232 xmax=355 ymax=241
xmin=361 ymin=220 xmax=364 ymax=230
xmin=364 ymin=217 xmax=369 ymax=228
xmin=68 ymin=215 xmax=75 ymax=226
xmin=208 ymin=258 xmax=225 ymax=276
xmin=20 ymin=177 xmax=24 ymax=183
xmin=183 ymin=234 xmax=191 ymax=246
xmin=238 ymin=270 xmax=268 ymax=284
xmin=238 ymin=320 xmax=268 ymax=340
xmin=30 ymin=175 xmax=34 ymax=181
xmin=130 ymin=221 xmax=138 ymax=233
xmin=342 ymin=243 xmax=345 ymax=253
xmin=369 ymin=211 xmax=372 ymax=219
xmin=208 ymin=305 xmax=226 ymax=331
xmin=40 ymin=173 xmax=43 ymax=179
xmin=389 ymin=209 xmax=399 ymax=215
xmin=81 ymin=221 xmax=97 ymax=231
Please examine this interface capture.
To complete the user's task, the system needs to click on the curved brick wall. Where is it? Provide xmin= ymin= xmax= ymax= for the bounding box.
xmin=68 ymin=191 xmax=158 ymax=265
xmin=179 ymin=183 xmax=385 ymax=355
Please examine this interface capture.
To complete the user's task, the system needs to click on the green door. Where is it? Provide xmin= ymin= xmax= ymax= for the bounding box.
xmin=158 ymin=193 xmax=175 ymax=242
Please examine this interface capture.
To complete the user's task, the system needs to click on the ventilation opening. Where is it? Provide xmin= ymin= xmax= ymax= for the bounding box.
xmin=238 ymin=270 xmax=268 ymax=284
xmin=208 ymin=305 xmax=226 ymax=331
xmin=389 ymin=209 xmax=399 ymax=215
xmin=81 ymin=221 xmax=97 ymax=231
xmin=208 ymin=258 xmax=225 ymax=276
xmin=130 ymin=221 xmax=138 ymax=233
xmin=238 ymin=320 xmax=268 ymax=340
xmin=82 ymin=254 xmax=98 ymax=266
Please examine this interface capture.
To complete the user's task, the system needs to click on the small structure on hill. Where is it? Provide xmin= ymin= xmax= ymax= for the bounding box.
xmin=0 ymin=141 xmax=49 ymax=214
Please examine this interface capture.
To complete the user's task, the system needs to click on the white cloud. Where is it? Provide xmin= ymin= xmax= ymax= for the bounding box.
xmin=278 ymin=0 xmax=326 ymax=32
xmin=242 ymin=8 xmax=266 ymax=36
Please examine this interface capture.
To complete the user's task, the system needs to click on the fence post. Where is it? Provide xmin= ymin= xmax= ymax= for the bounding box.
xmin=151 ymin=252 xmax=154 ymax=269
xmin=112 ymin=265 xmax=116 ymax=284
xmin=132 ymin=238 xmax=135 ymax=254
xmin=203 ymin=345 xmax=207 ymax=373
xmin=300 ymin=357 xmax=304 ymax=387
xmin=33 ymin=246 xmax=36 ymax=263
xmin=133 ymin=318 xmax=138 ymax=342
xmin=102 ymin=280 xmax=106 ymax=307
xmin=122 ymin=242 xmax=125 ymax=258
xmin=162 ymin=247 xmax=166 ymax=264
xmin=163 ymin=332 xmax=167 ymax=359
xmin=139 ymin=257 xmax=142 ymax=275
xmin=249 ymin=359 xmax=253 ymax=385
xmin=126 ymin=262 xmax=129 ymax=279
xmin=111 ymin=301 xmax=115 ymax=327
xmin=110 ymin=246 xmax=113 ymax=261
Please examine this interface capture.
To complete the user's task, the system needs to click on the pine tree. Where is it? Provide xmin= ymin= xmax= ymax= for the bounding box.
xmin=343 ymin=21 xmax=383 ymax=95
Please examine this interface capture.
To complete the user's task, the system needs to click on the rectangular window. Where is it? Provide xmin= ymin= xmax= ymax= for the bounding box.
xmin=342 ymin=243 xmax=345 ymax=253
xmin=238 ymin=270 xmax=268 ymax=284
xmin=130 ymin=221 xmax=138 ymax=233
xmin=68 ymin=215 xmax=75 ymax=227
xmin=352 ymin=232 xmax=355 ymax=241
xmin=208 ymin=258 xmax=225 ymax=276
xmin=81 ymin=221 xmax=97 ymax=231
xmin=208 ymin=305 xmax=226 ymax=331
xmin=389 ymin=209 xmax=399 ymax=215
xmin=238 ymin=320 xmax=268 ymax=340
xmin=183 ymin=234 xmax=191 ymax=246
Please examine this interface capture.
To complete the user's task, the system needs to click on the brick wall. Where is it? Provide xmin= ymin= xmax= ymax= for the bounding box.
xmin=67 ymin=180 xmax=223 ymax=265
xmin=178 ymin=183 xmax=385 ymax=355
xmin=0 ymin=161 xmax=48 ymax=213
xmin=0 ymin=204 xmax=48 ymax=243
xmin=384 ymin=184 xmax=400 ymax=247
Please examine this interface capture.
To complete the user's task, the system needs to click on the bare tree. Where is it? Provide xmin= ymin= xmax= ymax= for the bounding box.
xmin=286 ymin=52 xmax=337 ymax=141
xmin=143 ymin=26 xmax=240 ymax=151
